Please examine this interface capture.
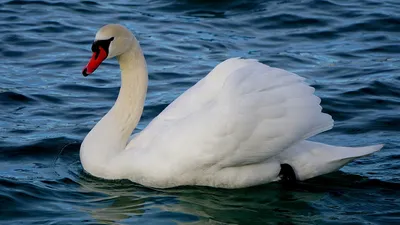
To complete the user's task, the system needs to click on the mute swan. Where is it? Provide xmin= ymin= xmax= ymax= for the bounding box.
xmin=80 ymin=24 xmax=383 ymax=188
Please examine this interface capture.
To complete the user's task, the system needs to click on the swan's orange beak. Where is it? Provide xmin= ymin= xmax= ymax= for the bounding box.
xmin=82 ymin=46 xmax=107 ymax=77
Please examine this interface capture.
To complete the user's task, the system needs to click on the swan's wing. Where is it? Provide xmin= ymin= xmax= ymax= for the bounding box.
xmin=126 ymin=58 xmax=260 ymax=149
xmin=213 ymin=62 xmax=334 ymax=167
xmin=127 ymin=59 xmax=333 ymax=170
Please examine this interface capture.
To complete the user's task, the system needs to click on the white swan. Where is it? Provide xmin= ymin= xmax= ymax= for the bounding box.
xmin=80 ymin=24 xmax=383 ymax=189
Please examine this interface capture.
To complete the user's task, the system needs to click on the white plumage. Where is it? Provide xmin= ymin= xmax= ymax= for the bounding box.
xmin=80 ymin=24 xmax=383 ymax=189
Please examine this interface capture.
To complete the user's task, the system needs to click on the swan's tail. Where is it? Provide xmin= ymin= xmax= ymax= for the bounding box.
xmin=278 ymin=141 xmax=383 ymax=181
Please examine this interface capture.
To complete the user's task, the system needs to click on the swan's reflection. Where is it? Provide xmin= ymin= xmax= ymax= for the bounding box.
xmin=77 ymin=171 xmax=326 ymax=225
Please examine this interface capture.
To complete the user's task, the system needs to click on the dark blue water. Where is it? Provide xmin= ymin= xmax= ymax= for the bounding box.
xmin=1 ymin=0 xmax=399 ymax=224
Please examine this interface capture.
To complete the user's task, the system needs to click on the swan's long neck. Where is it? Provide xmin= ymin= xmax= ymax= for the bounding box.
xmin=80 ymin=42 xmax=148 ymax=178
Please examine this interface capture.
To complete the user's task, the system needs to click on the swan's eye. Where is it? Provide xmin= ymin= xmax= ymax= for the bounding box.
xmin=91 ymin=42 xmax=99 ymax=53
xmin=91 ymin=37 xmax=115 ymax=54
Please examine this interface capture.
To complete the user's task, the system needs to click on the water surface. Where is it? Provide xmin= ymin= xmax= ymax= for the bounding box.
xmin=0 ymin=0 xmax=399 ymax=224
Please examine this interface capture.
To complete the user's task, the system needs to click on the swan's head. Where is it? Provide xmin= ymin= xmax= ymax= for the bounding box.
xmin=82 ymin=24 xmax=135 ymax=76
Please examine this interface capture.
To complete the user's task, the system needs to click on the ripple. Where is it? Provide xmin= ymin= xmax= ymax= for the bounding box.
xmin=0 ymin=137 xmax=77 ymax=160
xmin=252 ymin=14 xmax=330 ymax=29
xmin=344 ymin=80 xmax=400 ymax=96
xmin=31 ymin=94 xmax=64 ymax=104
xmin=0 ymin=92 xmax=36 ymax=105
xmin=2 ymin=50 xmax=25 ymax=57
xmin=367 ymin=115 xmax=400 ymax=131
xmin=57 ymin=84 xmax=118 ymax=94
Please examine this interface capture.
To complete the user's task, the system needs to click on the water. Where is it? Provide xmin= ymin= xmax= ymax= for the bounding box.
xmin=0 ymin=0 xmax=399 ymax=224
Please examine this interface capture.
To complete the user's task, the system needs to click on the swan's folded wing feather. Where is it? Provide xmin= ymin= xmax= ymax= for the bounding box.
xmin=214 ymin=63 xmax=333 ymax=167
xmin=127 ymin=59 xmax=333 ymax=171
xmin=126 ymin=58 xmax=261 ymax=150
